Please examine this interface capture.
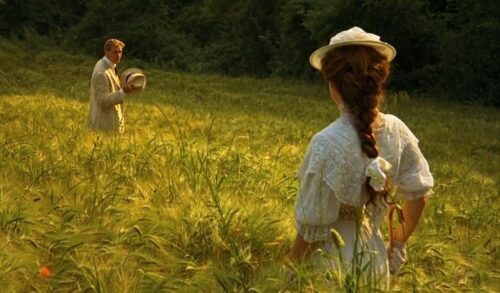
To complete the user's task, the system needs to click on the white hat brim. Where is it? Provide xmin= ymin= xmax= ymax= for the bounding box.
xmin=127 ymin=74 xmax=146 ymax=89
xmin=309 ymin=40 xmax=396 ymax=70
xmin=120 ymin=67 xmax=146 ymax=89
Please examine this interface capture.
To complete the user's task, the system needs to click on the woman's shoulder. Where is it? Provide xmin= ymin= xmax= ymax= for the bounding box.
xmin=379 ymin=113 xmax=419 ymax=144
xmin=380 ymin=113 xmax=414 ymax=133
xmin=307 ymin=117 xmax=359 ymax=157
xmin=380 ymin=113 xmax=404 ymax=127
xmin=314 ymin=117 xmax=357 ymax=141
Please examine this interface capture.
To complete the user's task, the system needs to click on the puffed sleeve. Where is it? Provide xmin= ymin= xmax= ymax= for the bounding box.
xmin=294 ymin=137 xmax=340 ymax=243
xmin=396 ymin=123 xmax=434 ymax=200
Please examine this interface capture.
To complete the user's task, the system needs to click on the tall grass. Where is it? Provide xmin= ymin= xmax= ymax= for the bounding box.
xmin=0 ymin=37 xmax=498 ymax=292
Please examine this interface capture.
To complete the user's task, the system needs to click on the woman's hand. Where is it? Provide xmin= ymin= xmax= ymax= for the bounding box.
xmin=387 ymin=240 xmax=407 ymax=274
xmin=387 ymin=196 xmax=426 ymax=274
xmin=280 ymin=259 xmax=297 ymax=282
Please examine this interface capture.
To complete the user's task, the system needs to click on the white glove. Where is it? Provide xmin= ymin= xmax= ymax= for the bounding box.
xmin=388 ymin=240 xmax=407 ymax=274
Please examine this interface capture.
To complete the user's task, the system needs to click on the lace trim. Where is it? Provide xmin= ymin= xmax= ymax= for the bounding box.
xmin=296 ymin=222 xmax=331 ymax=243
xmin=301 ymin=134 xmax=365 ymax=206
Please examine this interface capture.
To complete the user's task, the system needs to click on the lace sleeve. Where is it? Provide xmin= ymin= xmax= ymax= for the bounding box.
xmin=294 ymin=137 xmax=340 ymax=243
xmin=396 ymin=125 xmax=434 ymax=200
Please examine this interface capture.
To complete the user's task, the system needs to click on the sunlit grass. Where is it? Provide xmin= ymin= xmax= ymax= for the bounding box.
xmin=0 ymin=37 xmax=499 ymax=291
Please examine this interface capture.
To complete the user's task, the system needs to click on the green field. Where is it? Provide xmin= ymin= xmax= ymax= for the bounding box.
xmin=0 ymin=38 xmax=499 ymax=292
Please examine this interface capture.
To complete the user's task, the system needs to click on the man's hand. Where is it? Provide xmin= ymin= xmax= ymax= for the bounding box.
xmin=122 ymin=82 xmax=141 ymax=94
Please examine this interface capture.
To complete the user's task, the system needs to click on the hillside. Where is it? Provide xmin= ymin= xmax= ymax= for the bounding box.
xmin=0 ymin=38 xmax=499 ymax=292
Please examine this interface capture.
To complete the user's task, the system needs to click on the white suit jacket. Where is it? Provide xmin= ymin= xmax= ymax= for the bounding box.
xmin=87 ymin=58 xmax=124 ymax=133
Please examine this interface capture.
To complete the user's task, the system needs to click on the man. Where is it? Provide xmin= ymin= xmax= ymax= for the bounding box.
xmin=87 ymin=39 xmax=138 ymax=133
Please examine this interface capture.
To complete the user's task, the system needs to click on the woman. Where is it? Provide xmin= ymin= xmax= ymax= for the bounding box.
xmin=286 ymin=27 xmax=434 ymax=289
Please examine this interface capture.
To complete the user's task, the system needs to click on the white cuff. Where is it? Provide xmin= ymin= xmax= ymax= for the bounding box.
xmin=296 ymin=222 xmax=331 ymax=243
xmin=399 ymin=188 xmax=433 ymax=201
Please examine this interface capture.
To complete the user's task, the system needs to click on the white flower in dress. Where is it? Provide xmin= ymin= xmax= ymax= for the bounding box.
xmin=365 ymin=157 xmax=392 ymax=192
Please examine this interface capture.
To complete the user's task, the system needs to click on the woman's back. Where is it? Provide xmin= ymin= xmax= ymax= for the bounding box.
xmin=297 ymin=112 xmax=433 ymax=211
xmin=294 ymin=112 xmax=433 ymax=288
xmin=286 ymin=27 xmax=434 ymax=290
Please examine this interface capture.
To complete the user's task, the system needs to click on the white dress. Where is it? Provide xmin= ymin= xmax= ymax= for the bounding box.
xmin=294 ymin=112 xmax=434 ymax=288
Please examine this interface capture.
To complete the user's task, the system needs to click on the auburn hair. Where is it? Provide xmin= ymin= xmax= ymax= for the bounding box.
xmin=321 ymin=45 xmax=391 ymax=204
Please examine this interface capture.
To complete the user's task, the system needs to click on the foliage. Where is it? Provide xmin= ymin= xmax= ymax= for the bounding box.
xmin=436 ymin=0 xmax=500 ymax=105
xmin=267 ymin=0 xmax=317 ymax=78
xmin=302 ymin=0 xmax=440 ymax=90
xmin=0 ymin=0 xmax=86 ymax=39
xmin=0 ymin=36 xmax=499 ymax=292
xmin=0 ymin=0 xmax=498 ymax=103
xmin=171 ymin=0 xmax=279 ymax=76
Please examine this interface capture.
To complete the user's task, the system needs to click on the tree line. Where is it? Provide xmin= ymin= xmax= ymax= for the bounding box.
xmin=0 ymin=0 xmax=498 ymax=105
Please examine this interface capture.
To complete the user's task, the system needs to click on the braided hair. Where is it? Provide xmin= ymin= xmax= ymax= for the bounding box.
xmin=321 ymin=45 xmax=391 ymax=204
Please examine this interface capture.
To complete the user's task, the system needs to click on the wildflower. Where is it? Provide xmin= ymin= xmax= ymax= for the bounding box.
xmin=40 ymin=266 xmax=51 ymax=279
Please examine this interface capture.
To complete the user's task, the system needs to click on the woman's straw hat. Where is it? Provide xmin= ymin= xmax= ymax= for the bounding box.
xmin=310 ymin=26 xmax=396 ymax=70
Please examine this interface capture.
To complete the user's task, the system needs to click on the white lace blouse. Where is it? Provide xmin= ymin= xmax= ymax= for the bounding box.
xmin=294 ymin=112 xmax=434 ymax=242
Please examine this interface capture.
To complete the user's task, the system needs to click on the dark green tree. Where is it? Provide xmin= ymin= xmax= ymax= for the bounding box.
xmin=0 ymin=0 xmax=497 ymax=104
xmin=174 ymin=0 xmax=279 ymax=76
xmin=0 ymin=0 xmax=86 ymax=40
xmin=436 ymin=0 xmax=499 ymax=105
xmin=66 ymin=0 xmax=186 ymax=62
xmin=268 ymin=0 xmax=317 ymax=78
xmin=302 ymin=0 xmax=440 ymax=89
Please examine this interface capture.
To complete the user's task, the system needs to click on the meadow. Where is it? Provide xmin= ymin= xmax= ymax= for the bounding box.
xmin=0 ymin=37 xmax=498 ymax=292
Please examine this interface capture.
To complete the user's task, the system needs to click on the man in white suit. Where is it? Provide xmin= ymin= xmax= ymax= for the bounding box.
xmin=87 ymin=39 xmax=138 ymax=133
